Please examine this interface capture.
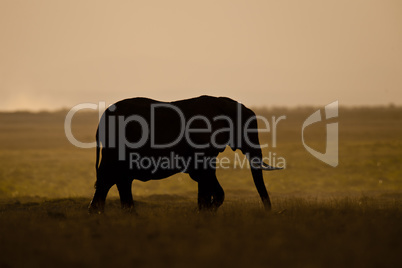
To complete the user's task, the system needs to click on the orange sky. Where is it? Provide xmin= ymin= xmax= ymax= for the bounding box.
xmin=1 ymin=0 xmax=401 ymax=111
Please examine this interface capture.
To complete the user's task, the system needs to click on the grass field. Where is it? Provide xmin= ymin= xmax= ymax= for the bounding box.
xmin=0 ymin=106 xmax=401 ymax=267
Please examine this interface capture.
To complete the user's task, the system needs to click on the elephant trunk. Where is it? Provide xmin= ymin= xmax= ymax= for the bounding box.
xmin=244 ymin=148 xmax=272 ymax=210
xmin=250 ymin=165 xmax=271 ymax=210
xmin=244 ymin=146 xmax=281 ymax=210
xmin=237 ymin=110 xmax=281 ymax=210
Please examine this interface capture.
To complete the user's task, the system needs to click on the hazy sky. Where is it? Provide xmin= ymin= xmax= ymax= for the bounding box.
xmin=1 ymin=0 xmax=401 ymax=111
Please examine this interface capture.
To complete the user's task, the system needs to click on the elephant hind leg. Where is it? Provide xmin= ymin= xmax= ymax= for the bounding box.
xmin=88 ymin=181 xmax=114 ymax=214
xmin=88 ymin=164 xmax=115 ymax=214
xmin=116 ymin=179 xmax=135 ymax=212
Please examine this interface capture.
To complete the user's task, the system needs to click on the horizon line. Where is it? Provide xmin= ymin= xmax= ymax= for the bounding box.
xmin=0 ymin=103 xmax=401 ymax=114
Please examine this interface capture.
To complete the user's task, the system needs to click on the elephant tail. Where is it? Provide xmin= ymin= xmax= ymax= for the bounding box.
xmin=95 ymin=126 xmax=100 ymax=181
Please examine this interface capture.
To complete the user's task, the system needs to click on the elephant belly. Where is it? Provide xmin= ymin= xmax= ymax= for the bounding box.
xmin=130 ymin=168 xmax=183 ymax=182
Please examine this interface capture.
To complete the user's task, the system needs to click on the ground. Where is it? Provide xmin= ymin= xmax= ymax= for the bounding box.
xmin=1 ymin=195 xmax=402 ymax=267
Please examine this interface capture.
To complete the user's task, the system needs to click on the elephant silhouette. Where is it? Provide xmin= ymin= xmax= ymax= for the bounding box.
xmin=88 ymin=96 xmax=282 ymax=213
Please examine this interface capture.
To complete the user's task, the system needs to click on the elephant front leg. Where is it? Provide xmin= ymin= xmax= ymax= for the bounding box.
xmin=198 ymin=181 xmax=213 ymax=210
xmin=211 ymin=181 xmax=224 ymax=209
xmin=116 ymin=179 xmax=135 ymax=212
xmin=194 ymin=172 xmax=225 ymax=212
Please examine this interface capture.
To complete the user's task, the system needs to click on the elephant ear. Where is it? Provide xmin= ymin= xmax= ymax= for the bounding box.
xmin=216 ymin=97 xmax=253 ymax=151
xmin=217 ymin=96 xmax=256 ymax=119
xmin=217 ymin=97 xmax=240 ymax=118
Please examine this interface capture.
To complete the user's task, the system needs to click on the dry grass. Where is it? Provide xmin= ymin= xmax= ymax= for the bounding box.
xmin=1 ymin=195 xmax=401 ymax=268
xmin=0 ymin=106 xmax=402 ymax=267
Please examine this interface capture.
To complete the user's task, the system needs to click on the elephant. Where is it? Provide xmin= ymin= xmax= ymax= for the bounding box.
xmin=88 ymin=95 xmax=282 ymax=213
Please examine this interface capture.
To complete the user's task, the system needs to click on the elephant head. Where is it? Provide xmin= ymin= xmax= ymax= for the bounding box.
xmin=221 ymin=98 xmax=282 ymax=210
